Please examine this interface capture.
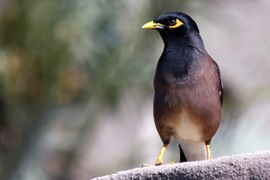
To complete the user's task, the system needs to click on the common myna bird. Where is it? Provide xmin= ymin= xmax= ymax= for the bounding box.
xmin=142 ymin=12 xmax=223 ymax=165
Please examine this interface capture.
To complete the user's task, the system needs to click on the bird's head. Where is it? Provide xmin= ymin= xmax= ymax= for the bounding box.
xmin=142 ymin=12 xmax=200 ymax=43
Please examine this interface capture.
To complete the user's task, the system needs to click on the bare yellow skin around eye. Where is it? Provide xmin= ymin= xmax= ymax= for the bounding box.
xmin=142 ymin=19 xmax=184 ymax=29
xmin=169 ymin=19 xmax=183 ymax=29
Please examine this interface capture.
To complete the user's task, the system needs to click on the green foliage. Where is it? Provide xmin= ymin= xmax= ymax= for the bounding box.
xmin=0 ymin=0 xmax=161 ymax=178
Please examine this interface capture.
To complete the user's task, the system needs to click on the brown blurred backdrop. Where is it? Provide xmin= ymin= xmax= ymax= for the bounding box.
xmin=0 ymin=0 xmax=270 ymax=179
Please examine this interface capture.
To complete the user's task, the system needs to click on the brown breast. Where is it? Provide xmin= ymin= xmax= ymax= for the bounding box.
xmin=154 ymin=54 xmax=222 ymax=144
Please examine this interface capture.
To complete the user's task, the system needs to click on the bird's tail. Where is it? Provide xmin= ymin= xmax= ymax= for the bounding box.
xmin=179 ymin=144 xmax=187 ymax=162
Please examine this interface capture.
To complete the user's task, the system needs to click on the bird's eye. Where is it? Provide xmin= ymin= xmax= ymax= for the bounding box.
xmin=168 ymin=19 xmax=176 ymax=26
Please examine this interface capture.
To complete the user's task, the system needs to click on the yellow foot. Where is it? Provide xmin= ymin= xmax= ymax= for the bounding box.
xmin=154 ymin=161 xmax=162 ymax=166
xmin=154 ymin=161 xmax=175 ymax=166
xmin=154 ymin=144 xmax=168 ymax=166
xmin=206 ymin=144 xmax=211 ymax=160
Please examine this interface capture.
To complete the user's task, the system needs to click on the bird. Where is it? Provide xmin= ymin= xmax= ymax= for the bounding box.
xmin=142 ymin=12 xmax=223 ymax=165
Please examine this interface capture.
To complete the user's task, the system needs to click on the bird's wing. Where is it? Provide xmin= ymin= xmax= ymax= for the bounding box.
xmin=212 ymin=60 xmax=223 ymax=105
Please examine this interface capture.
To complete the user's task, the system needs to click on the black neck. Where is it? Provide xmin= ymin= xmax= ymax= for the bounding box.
xmin=156 ymin=31 xmax=205 ymax=79
xmin=161 ymin=31 xmax=204 ymax=51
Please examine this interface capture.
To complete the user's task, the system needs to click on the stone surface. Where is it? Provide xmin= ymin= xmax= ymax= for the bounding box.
xmin=93 ymin=151 xmax=270 ymax=180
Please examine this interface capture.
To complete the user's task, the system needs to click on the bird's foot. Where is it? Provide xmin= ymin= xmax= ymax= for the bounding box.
xmin=154 ymin=158 xmax=163 ymax=166
xmin=154 ymin=144 xmax=167 ymax=166
xmin=154 ymin=161 xmax=175 ymax=166
xmin=206 ymin=144 xmax=211 ymax=160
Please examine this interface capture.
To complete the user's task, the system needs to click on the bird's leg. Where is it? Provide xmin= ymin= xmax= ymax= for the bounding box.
xmin=206 ymin=144 xmax=211 ymax=160
xmin=155 ymin=144 xmax=168 ymax=165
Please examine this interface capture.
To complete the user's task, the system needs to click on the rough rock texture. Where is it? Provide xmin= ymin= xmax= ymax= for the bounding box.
xmin=93 ymin=151 xmax=270 ymax=180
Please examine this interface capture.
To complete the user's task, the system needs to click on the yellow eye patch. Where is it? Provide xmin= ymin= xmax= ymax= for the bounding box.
xmin=169 ymin=19 xmax=183 ymax=29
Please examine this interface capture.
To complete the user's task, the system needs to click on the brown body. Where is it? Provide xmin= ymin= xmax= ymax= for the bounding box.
xmin=154 ymin=53 xmax=222 ymax=146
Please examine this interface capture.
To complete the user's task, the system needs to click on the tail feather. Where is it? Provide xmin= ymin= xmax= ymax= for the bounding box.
xmin=179 ymin=144 xmax=187 ymax=162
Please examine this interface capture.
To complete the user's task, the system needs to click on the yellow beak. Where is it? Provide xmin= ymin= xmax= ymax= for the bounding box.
xmin=142 ymin=21 xmax=164 ymax=29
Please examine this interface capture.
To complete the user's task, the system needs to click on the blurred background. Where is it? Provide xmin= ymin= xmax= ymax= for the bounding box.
xmin=0 ymin=0 xmax=270 ymax=179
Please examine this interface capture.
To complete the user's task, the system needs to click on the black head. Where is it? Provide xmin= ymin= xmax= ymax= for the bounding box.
xmin=142 ymin=12 xmax=199 ymax=37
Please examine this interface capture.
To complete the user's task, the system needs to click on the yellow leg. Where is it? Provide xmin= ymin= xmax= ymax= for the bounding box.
xmin=206 ymin=144 xmax=211 ymax=160
xmin=155 ymin=144 xmax=168 ymax=165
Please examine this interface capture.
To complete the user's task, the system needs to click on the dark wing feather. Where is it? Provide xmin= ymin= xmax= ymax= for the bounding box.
xmin=212 ymin=60 xmax=223 ymax=105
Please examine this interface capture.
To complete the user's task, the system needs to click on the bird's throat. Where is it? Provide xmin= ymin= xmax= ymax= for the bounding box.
xmin=157 ymin=44 xmax=197 ymax=79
